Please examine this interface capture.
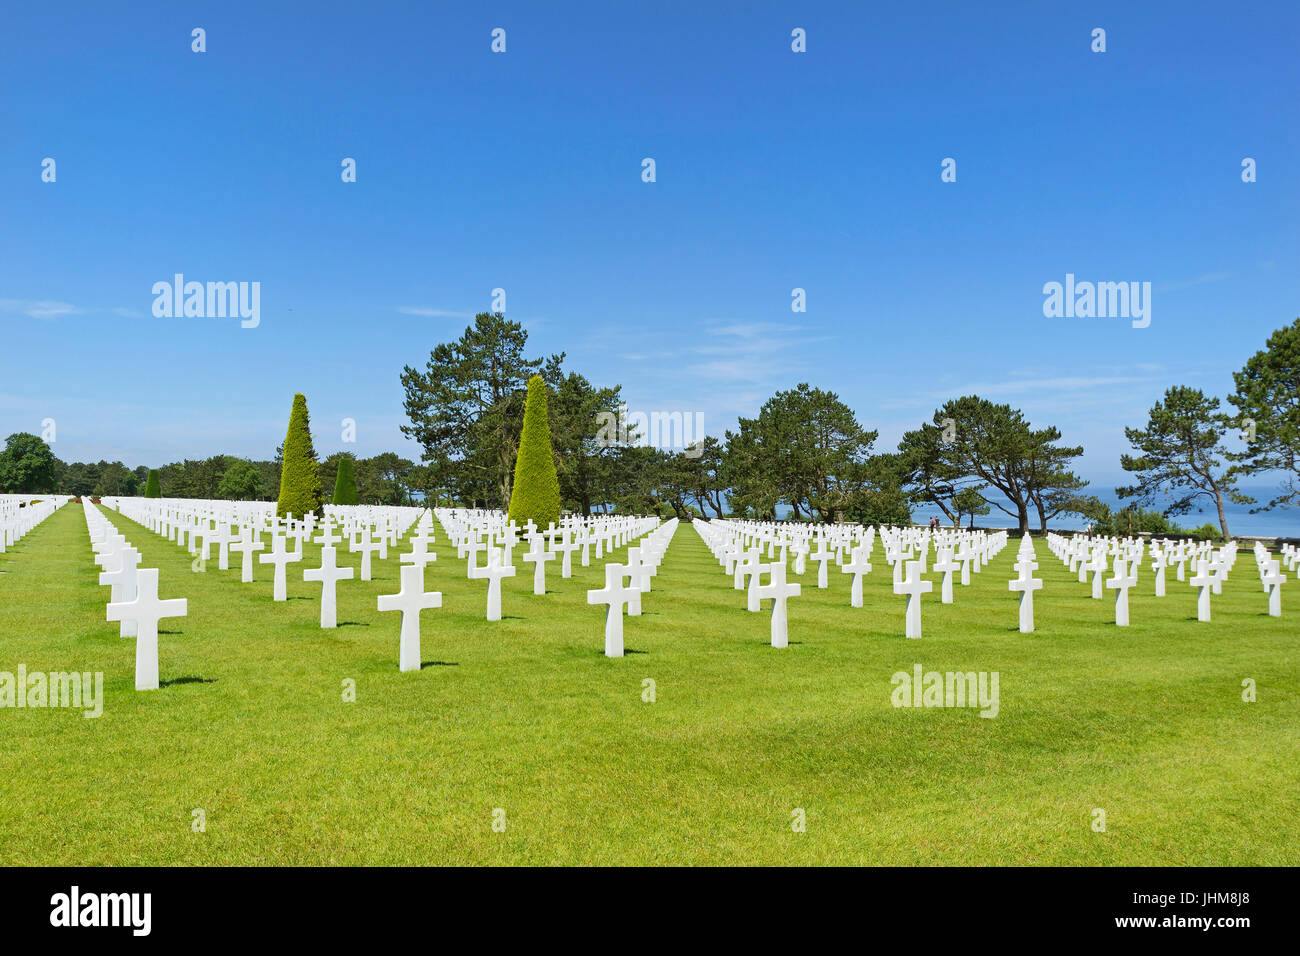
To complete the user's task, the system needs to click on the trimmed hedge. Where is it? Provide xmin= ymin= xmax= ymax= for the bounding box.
xmin=332 ymin=456 xmax=358 ymax=506
xmin=143 ymin=469 xmax=161 ymax=498
xmin=507 ymin=375 xmax=561 ymax=528
xmin=276 ymin=393 xmax=323 ymax=518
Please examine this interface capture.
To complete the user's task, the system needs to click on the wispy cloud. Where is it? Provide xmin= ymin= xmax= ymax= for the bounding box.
xmin=0 ymin=298 xmax=84 ymax=319
xmin=879 ymin=374 xmax=1159 ymax=410
xmin=1156 ymin=271 xmax=1231 ymax=293
xmin=705 ymin=320 xmax=803 ymax=339
xmin=396 ymin=306 xmax=471 ymax=318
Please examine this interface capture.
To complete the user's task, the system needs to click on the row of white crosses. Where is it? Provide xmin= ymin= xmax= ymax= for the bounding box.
xmin=1046 ymin=531 xmax=1285 ymax=623
xmin=438 ymin=509 xmax=664 ymax=625
xmin=587 ymin=519 xmax=680 ymax=656
xmin=85 ymin=501 xmax=187 ymax=691
xmin=700 ymin=518 xmax=1008 ymax=641
xmin=106 ymin=497 xmax=427 ymax=631
xmin=1252 ymin=541 xmax=1286 ymax=618
xmin=102 ymin=496 xmax=672 ymax=669
xmin=376 ymin=512 xmax=442 ymax=671
xmin=694 ymin=521 xmax=803 ymax=645
xmin=1008 ymin=535 xmax=1043 ymax=632
xmin=108 ymin=494 xmax=439 ymax=671
xmin=0 ymin=495 xmax=70 ymax=553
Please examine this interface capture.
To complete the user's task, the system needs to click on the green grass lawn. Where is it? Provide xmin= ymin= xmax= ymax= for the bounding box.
xmin=0 ymin=503 xmax=1296 ymax=865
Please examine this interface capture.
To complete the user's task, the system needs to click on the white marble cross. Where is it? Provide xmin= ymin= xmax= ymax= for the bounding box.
xmin=258 ymin=533 xmax=303 ymax=601
xmin=378 ymin=563 xmax=443 ymax=672
xmin=303 ymin=545 xmax=354 ymax=628
xmin=471 ymin=547 xmax=516 ymax=621
xmin=810 ymin=540 xmax=833 ymax=589
xmin=1008 ymin=560 xmax=1043 ymax=633
xmin=933 ymin=547 xmax=958 ymax=604
xmin=1106 ymin=555 xmax=1137 ymax=626
xmin=755 ymin=560 xmax=801 ymax=648
xmin=400 ymin=532 xmax=437 ymax=570
xmin=464 ymin=529 xmax=483 ymax=577
xmin=314 ymin=519 xmax=342 ymax=549
xmin=98 ymin=545 xmax=141 ymax=636
xmin=894 ymin=559 xmax=933 ymax=639
xmin=522 ymin=534 xmax=554 ymax=595
xmin=212 ymin=522 xmax=232 ymax=571
xmin=735 ymin=547 xmax=761 ymax=591
xmin=1090 ymin=549 xmax=1107 ymax=600
xmin=553 ymin=531 xmax=580 ymax=578
xmin=625 ymin=547 xmax=651 ymax=615
xmin=956 ymin=540 xmax=973 ymax=586
xmin=1150 ymin=548 xmax=1167 ymax=597
xmin=1262 ymin=561 xmax=1285 ymax=617
xmin=1189 ymin=559 xmax=1215 ymax=622
xmin=351 ymin=528 xmax=383 ymax=582
xmin=841 ymin=546 xmax=872 ymax=608
xmin=106 ymin=568 xmax=187 ymax=691
xmin=229 ymin=527 xmax=265 ymax=583
xmin=588 ymin=562 xmax=637 ymax=657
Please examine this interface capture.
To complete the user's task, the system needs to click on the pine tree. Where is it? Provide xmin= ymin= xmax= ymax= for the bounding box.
xmin=143 ymin=469 xmax=162 ymax=498
xmin=332 ymin=455 xmax=359 ymax=505
xmin=507 ymin=375 xmax=561 ymax=527
xmin=276 ymin=393 xmax=323 ymax=518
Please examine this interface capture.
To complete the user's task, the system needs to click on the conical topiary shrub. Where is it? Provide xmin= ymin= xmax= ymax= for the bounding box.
xmin=332 ymin=455 xmax=359 ymax=505
xmin=143 ymin=469 xmax=161 ymax=498
xmin=507 ymin=375 xmax=562 ymax=528
xmin=276 ymin=393 xmax=323 ymax=518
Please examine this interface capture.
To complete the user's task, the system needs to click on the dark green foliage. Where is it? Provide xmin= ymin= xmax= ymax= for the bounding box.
xmin=276 ymin=393 xmax=323 ymax=518
xmin=1119 ymin=386 xmax=1251 ymax=539
xmin=1228 ymin=317 xmax=1300 ymax=510
xmin=400 ymin=313 xmax=631 ymax=512
xmin=90 ymin=461 xmax=138 ymax=497
xmin=898 ymin=396 xmax=1087 ymax=534
xmin=332 ymin=456 xmax=358 ymax=505
xmin=722 ymin=384 xmax=882 ymax=521
xmin=143 ymin=469 xmax=161 ymax=498
xmin=0 ymin=433 xmax=59 ymax=493
xmin=401 ymin=312 xmax=542 ymax=508
xmin=216 ymin=459 xmax=265 ymax=500
xmin=507 ymin=376 xmax=561 ymax=527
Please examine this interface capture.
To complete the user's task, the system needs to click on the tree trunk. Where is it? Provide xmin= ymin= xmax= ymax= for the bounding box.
xmin=1214 ymin=488 xmax=1231 ymax=539
xmin=1017 ymin=502 xmax=1029 ymax=535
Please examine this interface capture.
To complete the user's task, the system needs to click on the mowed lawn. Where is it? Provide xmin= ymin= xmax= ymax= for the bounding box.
xmin=0 ymin=503 xmax=1296 ymax=866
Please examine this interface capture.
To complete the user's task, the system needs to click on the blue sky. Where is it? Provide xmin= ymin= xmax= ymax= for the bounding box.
xmin=2 ymin=1 xmax=1297 ymax=531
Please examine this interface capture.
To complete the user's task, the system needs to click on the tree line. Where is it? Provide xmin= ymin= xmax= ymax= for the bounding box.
xmin=4 ymin=315 xmax=1295 ymax=537
xmin=0 ymin=445 xmax=422 ymax=507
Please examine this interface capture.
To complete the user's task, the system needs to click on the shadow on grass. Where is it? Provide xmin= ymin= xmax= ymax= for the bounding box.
xmin=420 ymin=661 xmax=459 ymax=669
xmin=161 ymin=676 xmax=216 ymax=687
xmin=337 ymin=621 xmax=371 ymax=627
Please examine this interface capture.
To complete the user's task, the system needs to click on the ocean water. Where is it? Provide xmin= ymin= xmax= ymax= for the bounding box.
xmin=909 ymin=481 xmax=1300 ymax=539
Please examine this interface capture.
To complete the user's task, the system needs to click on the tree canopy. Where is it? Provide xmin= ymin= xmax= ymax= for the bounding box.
xmin=1228 ymin=316 xmax=1300 ymax=510
xmin=1118 ymin=385 xmax=1250 ymax=539
xmin=0 ymin=433 xmax=60 ymax=493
